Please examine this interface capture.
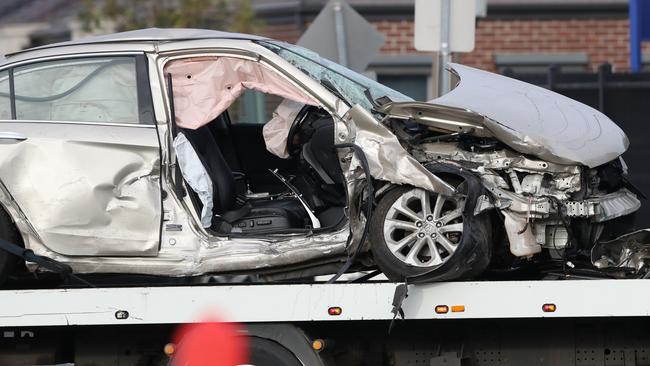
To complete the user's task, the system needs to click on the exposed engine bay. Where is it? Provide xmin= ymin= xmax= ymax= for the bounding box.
xmin=374 ymin=87 xmax=646 ymax=279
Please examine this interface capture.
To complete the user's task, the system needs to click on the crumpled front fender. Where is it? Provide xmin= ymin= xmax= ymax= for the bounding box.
xmin=342 ymin=104 xmax=456 ymax=196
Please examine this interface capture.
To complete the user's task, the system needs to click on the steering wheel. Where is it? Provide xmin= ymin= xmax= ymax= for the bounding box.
xmin=286 ymin=105 xmax=322 ymax=157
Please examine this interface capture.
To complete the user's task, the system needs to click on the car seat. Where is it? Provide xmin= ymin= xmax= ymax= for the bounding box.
xmin=179 ymin=124 xmax=308 ymax=233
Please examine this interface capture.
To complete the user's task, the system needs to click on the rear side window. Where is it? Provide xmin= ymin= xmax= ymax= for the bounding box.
xmin=0 ymin=70 xmax=10 ymax=120
xmin=13 ymin=57 xmax=140 ymax=124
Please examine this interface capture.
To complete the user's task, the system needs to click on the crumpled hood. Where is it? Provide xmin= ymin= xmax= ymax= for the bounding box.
xmin=426 ymin=63 xmax=629 ymax=168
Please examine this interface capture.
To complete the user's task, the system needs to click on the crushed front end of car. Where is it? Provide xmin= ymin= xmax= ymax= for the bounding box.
xmin=372 ymin=63 xmax=644 ymax=279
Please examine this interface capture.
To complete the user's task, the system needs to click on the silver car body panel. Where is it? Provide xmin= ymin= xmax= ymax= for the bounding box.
xmin=12 ymin=39 xmax=353 ymax=275
xmin=423 ymin=63 xmax=629 ymax=168
xmin=0 ymin=121 xmax=161 ymax=256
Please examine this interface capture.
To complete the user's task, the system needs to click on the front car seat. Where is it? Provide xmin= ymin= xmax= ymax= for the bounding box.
xmin=179 ymin=124 xmax=308 ymax=233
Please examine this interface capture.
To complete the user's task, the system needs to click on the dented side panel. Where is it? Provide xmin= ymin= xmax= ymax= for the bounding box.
xmin=0 ymin=121 xmax=161 ymax=256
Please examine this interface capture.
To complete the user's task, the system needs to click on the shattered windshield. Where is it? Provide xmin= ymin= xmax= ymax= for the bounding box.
xmin=258 ymin=40 xmax=412 ymax=112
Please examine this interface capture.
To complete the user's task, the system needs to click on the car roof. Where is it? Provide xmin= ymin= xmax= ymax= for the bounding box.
xmin=2 ymin=28 xmax=269 ymax=65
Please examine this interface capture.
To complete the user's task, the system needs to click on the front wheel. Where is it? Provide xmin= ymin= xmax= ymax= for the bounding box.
xmin=369 ymin=170 xmax=492 ymax=282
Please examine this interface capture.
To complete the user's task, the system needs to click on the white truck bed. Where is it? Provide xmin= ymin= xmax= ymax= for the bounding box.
xmin=1 ymin=279 xmax=649 ymax=327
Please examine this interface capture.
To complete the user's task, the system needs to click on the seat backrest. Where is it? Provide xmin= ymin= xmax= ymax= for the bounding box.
xmin=303 ymin=117 xmax=343 ymax=184
xmin=180 ymin=125 xmax=236 ymax=214
xmin=207 ymin=112 xmax=244 ymax=173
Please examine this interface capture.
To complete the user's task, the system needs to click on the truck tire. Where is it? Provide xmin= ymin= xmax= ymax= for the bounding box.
xmin=369 ymin=166 xmax=492 ymax=282
xmin=249 ymin=337 xmax=302 ymax=366
xmin=0 ymin=206 xmax=21 ymax=284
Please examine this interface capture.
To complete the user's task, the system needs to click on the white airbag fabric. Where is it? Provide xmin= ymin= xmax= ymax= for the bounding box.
xmin=164 ymin=56 xmax=318 ymax=130
xmin=173 ymin=132 xmax=213 ymax=228
xmin=262 ymin=99 xmax=304 ymax=158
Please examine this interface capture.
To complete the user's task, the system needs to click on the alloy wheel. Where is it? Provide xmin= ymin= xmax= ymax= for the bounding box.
xmin=382 ymin=188 xmax=465 ymax=268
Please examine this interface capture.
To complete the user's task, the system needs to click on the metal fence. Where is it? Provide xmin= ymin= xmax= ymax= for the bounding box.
xmin=504 ymin=64 xmax=650 ymax=225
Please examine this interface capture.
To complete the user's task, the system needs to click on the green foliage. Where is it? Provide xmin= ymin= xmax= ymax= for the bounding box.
xmin=79 ymin=0 xmax=263 ymax=33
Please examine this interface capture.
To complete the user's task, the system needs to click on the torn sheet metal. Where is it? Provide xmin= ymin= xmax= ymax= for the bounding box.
xmin=173 ymin=132 xmax=213 ymax=228
xmin=415 ymin=142 xmax=583 ymax=175
xmin=0 ymin=122 xmax=161 ymax=257
xmin=164 ymin=56 xmax=318 ymax=129
xmin=414 ymin=142 xmax=583 ymax=201
xmin=592 ymin=229 xmax=650 ymax=271
xmin=344 ymin=104 xmax=456 ymax=196
xmin=424 ymin=63 xmax=628 ymax=168
xmin=376 ymin=101 xmax=492 ymax=137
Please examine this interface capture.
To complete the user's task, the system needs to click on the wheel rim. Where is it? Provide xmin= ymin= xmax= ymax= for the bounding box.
xmin=383 ymin=188 xmax=466 ymax=268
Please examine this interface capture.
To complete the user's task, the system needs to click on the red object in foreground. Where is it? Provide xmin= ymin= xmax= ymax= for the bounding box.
xmin=172 ymin=320 xmax=249 ymax=366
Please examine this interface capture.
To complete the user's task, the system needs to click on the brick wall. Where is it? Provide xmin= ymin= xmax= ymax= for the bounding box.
xmin=465 ymin=18 xmax=635 ymax=72
xmin=262 ymin=16 xmax=645 ymax=72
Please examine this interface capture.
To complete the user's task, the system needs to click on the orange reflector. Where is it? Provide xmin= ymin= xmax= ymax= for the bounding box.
xmin=163 ymin=343 xmax=176 ymax=356
xmin=328 ymin=306 xmax=342 ymax=316
xmin=312 ymin=339 xmax=325 ymax=351
xmin=542 ymin=303 xmax=557 ymax=313
xmin=451 ymin=305 xmax=465 ymax=313
xmin=435 ymin=305 xmax=449 ymax=314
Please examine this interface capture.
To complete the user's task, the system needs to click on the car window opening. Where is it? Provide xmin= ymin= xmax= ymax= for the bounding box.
xmin=165 ymin=56 xmax=347 ymax=235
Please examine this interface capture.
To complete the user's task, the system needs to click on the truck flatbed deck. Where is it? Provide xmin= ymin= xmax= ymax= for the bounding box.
xmin=2 ymin=279 xmax=648 ymax=327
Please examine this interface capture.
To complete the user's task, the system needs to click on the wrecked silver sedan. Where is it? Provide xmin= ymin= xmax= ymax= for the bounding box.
xmin=0 ymin=28 xmax=643 ymax=284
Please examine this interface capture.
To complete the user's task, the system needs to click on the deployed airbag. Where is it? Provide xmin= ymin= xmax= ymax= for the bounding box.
xmin=262 ymin=98 xmax=304 ymax=158
xmin=173 ymin=132 xmax=213 ymax=227
xmin=164 ymin=56 xmax=318 ymax=129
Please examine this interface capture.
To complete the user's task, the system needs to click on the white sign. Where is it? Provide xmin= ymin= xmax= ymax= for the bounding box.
xmin=414 ymin=0 xmax=476 ymax=53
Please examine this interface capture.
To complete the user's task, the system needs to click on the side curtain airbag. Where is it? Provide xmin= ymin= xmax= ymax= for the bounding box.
xmin=164 ymin=56 xmax=318 ymax=129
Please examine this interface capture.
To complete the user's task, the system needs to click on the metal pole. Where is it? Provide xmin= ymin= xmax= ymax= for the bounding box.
xmin=597 ymin=63 xmax=611 ymax=113
xmin=438 ymin=0 xmax=451 ymax=95
xmin=630 ymin=0 xmax=641 ymax=72
xmin=333 ymin=1 xmax=348 ymax=67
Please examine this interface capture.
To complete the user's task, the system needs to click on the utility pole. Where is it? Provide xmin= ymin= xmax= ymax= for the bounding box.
xmin=415 ymin=0 xmax=478 ymax=99
xmin=333 ymin=1 xmax=348 ymax=67
xmin=438 ymin=0 xmax=451 ymax=96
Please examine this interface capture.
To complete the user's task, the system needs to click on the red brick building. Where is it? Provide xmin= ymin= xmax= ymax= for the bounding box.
xmin=255 ymin=0 xmax=635 ymax=99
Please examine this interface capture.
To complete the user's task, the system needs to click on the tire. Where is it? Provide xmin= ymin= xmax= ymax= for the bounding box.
xmin=369 ymin=165 xmax=492 ymax=282
xmin=248 ymin=337 xmax=302 ymax=366
xmin=0 ymin=206 xmax=22 ymax=284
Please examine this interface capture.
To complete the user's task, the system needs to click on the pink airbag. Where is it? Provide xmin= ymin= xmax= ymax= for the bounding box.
xmin=164 ymin=57 xmax=318 ymax=129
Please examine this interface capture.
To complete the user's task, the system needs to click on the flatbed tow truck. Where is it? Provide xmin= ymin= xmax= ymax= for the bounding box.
xmin=2 ymin=276 xmax=650 ymax=365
